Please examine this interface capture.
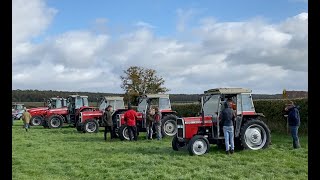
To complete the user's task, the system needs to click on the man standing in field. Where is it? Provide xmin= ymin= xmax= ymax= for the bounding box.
xmin=103 ymin=105 xmax=115 ymax=141
xmin=221 ymin=101 xmax=236 ymax=154
xmin=21 ymin=107 xmax=32 ymax=132
xmin=124 ymin=104 xmax=138 ymax=141
xmin=146 ymin=108 xmax=155 ymax=140
xmin=285 ymin=101 xmax=301 ymax=149
xmin=154 ymin=107 xmax=162 ymax=140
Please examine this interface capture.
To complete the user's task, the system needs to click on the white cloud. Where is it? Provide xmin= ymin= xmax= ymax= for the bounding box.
xmin=12 ymin=0 xmax=308 ymax=94
xmin=12 ymin=0 xmax=57 ymax=48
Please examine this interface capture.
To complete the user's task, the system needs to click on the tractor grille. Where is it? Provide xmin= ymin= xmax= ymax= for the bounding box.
xmin=177 ymin=118 xmax=184 ymax=138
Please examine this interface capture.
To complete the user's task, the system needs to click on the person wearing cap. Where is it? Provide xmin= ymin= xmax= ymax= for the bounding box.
xmin=123 ymin=104 xmax=138 ymax=141
xmin=103 ymin=105 xmax=115 ymax=141
xmin=21 ymin=107 xmax=32 ymax=132
xmin=284 ymin=101 xmax=301 ymax=149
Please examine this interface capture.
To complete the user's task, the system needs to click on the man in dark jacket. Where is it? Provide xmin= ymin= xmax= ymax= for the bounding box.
xmin=103 ymin=105 xmax=115 ymax=141
xmin=220 ymin=101 xmax=236 ymax=154
xmin=285 ymin=101 xmax=301 ymax=149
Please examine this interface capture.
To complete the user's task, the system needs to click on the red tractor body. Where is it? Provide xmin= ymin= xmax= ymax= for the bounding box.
xmin=28 ymin=97 xmax=67 ymax=126
xmin=77 ymin=96 xmax=127 ymax=133
xmin=43 ymin=95 xmax=93 ymax=129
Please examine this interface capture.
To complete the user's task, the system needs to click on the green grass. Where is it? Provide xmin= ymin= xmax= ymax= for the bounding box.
xmin=12 ymin=120 xmax=308 ymax=180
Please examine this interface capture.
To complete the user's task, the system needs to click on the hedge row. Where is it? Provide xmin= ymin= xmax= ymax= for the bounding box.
xmin=172 ymin=98 xmax=308 ymax=134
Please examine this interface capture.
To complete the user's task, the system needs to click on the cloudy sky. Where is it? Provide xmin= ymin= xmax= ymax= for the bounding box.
xmin=12 ymin=0 xmax=308 ymax=94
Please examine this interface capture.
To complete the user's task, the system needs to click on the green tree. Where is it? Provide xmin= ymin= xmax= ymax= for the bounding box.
xmin=120 ymin=66 xmax=169 ymax=104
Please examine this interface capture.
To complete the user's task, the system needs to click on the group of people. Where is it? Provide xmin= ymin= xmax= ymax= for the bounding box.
xmin=220 ymin=99 xmax=301 ymax=155
xmin=102 ymin=104 xmax=162 ymax=141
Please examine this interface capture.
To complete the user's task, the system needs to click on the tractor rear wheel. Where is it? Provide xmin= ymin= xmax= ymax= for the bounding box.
xmin=83 ymin=119 xmax=99 ymax=133
xmin=30 ymin=116 xmax=43 ymax=126
xmin=119 ymin=125 xmax=130 ymax=141
xmin=240 ymin=119 xmax=271 ymax=150
xmin=172 ymin=136 xmax=186 ymax=151
xmin=187 ymin=135 xmax=210 ymax=156
xmin=161 ymin=115 xmax=178 ymax=137
xmin=47 ymin=115 xmax=63 ymax=128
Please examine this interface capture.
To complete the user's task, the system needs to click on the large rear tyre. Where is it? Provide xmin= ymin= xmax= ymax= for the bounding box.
xmin=161 ymin=115 xmax=178 ymax=137
xmin=83 ymin=119 xmax=99 ymax=133
xmin=47 ymin=115 xmax=63 ymax=128
xmin=30 ymin=116 xmax=43 ymax=126
xmin=187 ymin=135 xmax=210 ymax=156
xmin=172 ymin=136 xmax=186 ymax=151
xmin=119 ymin=125 xmax=130 ymax=141
xmin=240 ymin=119 xmax=271 ymax=150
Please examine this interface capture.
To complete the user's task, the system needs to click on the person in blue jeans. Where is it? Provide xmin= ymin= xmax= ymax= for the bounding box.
xmin=285 ymin=101 xmax=301 ymax=149
xmin=221 ymin=101 xmax=236 ymax=154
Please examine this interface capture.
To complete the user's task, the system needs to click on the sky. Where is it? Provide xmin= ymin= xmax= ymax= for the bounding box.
xmin=12 ymin=0 xmax=308 ymax=94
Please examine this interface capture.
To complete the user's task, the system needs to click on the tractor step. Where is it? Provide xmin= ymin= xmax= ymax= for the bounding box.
xmin=213 ymin=136 xmax=225 ymax=139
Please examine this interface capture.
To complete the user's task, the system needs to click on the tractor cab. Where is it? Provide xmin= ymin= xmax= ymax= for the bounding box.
xmin=47 ymin=97 xmax=67 ymax=109
xmin=99 ymin=96 xmax=125 ymax=112
xmin=137 ymin=94 xmax=174 ymax=129
xmin=66 ymin=95 xmax=90 ymax=125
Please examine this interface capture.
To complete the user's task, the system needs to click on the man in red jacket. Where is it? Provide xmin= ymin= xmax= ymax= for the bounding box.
xmin=124 ymin=104 xmax=138 ymax=141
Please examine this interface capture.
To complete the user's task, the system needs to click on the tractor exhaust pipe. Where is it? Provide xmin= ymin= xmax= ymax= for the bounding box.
xmin=201 ymin=96 xmax=205 ymax=126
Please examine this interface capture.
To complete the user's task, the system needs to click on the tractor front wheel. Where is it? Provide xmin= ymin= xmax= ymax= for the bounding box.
xmin=119 ymin=125 xmax=130 ymax=141
xmin=187 ymin=135 xmax=210 ymax=156
xmin=83 ymin=120 xmax=99 ymax=133
xmin=240 ymin=119 xmax=271 ymax=150
xmin=30 ymin=116 xmax=43 ymax=126
xmin=47 ymin=115 xmax=63 ymax=128
xmin=172 ymin=136 xmax=186 ymax=151
xmin=161 ymin=115 xmax=178 ymax=137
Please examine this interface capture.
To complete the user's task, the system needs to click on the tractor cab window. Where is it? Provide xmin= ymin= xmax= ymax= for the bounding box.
xmin=63 ymin=99 xmax=68 ymax=107
xmin=114 ymin=100 xmax=124 ymax=110
xmin=241 ymin=93 xmax=255 ymax=112
xmin=137 ymin=98 xmax=147 ymax=112
xmin=55 ymin=99 xmax=62 ymax=108
xmin=16 ymin=105 xmax=23 ymax=110
xmin=203 ymin=95 xmax=220 ymax=117
xmin=82 ymin=98 xmax=89 ymax=106
xmin=159 ymin=98 xmax=171 ymax=110
xmin=99 ymin=99 xmax=107 ymax=111
xmin=75 ymin=97 xmax=83 ymax=109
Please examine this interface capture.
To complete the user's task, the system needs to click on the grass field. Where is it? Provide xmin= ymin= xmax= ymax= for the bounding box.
xmin=12 ymin=120 xmax=308 ymax=180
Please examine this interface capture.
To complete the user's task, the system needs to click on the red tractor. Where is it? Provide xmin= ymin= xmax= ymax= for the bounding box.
xmin=43 ymin=95 xmax=94 ymax=128
xmin=172 ymin=88 xmax=271 ymax=156
xmin=117 ymin=94 xmax=178 ymax=140
xmin=27 ymin=97 xmax=67 ymax=126
xmin=77 ymin=96 xmax=127 ymax=133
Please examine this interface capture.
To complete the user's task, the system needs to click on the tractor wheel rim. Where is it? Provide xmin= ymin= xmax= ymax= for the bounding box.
xmin=32 ymin=118 xmax=42 ymax=126
xmin=123 ymin=127 xmax=129 ymax=140
xmin=192 ymin=139 xmax=207 ymax=155
xmin=51 ymin=118 xmax=61 ymax=128
xmin=86 ymin=122 xmax=97 ymax=132
xmin=244 ymin=124 xmax=267 ymax=150
xmin=163 ymin=120 xmax=177 ymax=136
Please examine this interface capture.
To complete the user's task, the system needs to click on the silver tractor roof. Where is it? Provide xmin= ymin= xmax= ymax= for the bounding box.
xmin=141 ymin=94 xmax=170 ymax=99
xmin=204 ymin=88 xmax=252 ymax=95
xmin=103 ymin=96 xmax=124 ymax=101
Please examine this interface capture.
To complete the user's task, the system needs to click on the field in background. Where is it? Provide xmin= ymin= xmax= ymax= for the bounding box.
xmin=12 ymin=120 xmax=308 ymax=180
